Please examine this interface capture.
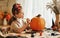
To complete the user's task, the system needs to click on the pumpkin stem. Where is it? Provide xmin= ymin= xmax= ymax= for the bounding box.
xmin=36 ymin=14 xmax=41 ymax=17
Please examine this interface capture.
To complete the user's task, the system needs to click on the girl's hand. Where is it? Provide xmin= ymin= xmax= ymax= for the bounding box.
xmin=26 ymin=18 xmax=30 ymax=24
xmin=23 ymin=18 xmax=30 ymax=26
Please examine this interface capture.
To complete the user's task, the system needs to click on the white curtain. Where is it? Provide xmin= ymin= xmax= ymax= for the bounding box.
xmin=16 ymin=0 xmax=33 ymax=19
xmin=16 ymin=0 xmax=56 ymax=28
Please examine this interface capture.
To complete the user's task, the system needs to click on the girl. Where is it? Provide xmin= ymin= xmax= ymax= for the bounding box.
xmin=9 ymin=3 xmax=30 ymax=33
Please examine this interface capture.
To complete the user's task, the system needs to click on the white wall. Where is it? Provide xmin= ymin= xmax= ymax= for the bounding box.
xmin=16 ymin=0 xmax=56 ymax=28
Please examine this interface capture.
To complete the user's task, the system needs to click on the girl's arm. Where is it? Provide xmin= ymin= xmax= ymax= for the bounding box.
xmin=11 ymin=19 xmax=30 ymax=33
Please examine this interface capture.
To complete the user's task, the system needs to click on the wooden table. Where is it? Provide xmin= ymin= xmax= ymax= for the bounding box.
xmin=4 ymin=30 xmax=60 ymax=38
xmin=0 ymin=28 xmax=60 ymax=38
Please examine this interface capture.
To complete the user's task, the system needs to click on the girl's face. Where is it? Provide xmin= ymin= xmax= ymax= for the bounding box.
xmin=16 ymin=10 xmax=24 ymax=19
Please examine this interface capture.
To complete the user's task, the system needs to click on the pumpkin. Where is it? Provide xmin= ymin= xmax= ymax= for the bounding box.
xmin=6 ymin=13 xmax=11 ymax=21
xmin=52 ymin=25 xmax=57 ymax=31
xmin=30 ymin=17 xmax=45 ymax=31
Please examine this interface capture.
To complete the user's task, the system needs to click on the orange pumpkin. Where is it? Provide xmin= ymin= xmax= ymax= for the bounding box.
xmin=6 ymin=13 xmax=11 ymax=21
xmin=30 ymin=17 xmax=45 ymax=31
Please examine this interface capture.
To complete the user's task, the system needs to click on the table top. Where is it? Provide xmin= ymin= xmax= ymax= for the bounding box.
xmin=0 ymin=29 xmax=60 ymax=38
xmin=0 ymin=26 xmax=60 ymax=38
